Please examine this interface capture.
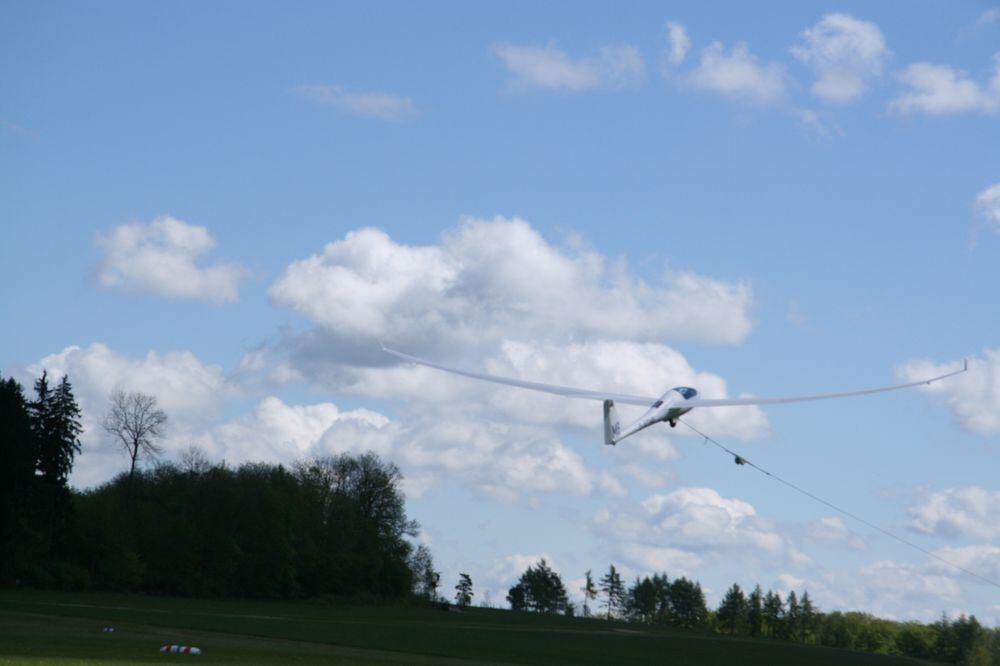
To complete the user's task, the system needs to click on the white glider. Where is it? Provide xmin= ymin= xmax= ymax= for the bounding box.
xmin=382 ymin=346 xmax=967 ymax=445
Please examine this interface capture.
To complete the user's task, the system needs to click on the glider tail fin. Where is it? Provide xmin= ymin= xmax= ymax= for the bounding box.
xmin=603 ymin=400 xmax=622 ymax=446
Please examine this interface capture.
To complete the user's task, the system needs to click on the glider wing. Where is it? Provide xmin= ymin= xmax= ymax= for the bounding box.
xmin=685 ymin=360 xmax=968 ymax=408
xmin=381 ymin=345 xmax=659 ymax=406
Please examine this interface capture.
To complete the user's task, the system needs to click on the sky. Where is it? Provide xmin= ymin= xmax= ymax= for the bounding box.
xmin=2 ymin=0 xmax=1000 ymax=624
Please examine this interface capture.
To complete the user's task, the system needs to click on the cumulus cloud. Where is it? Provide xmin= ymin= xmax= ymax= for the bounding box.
xmin=976 ymin=183 xmax=1000 ymax=232
xmin=194 ymin=396 xmax=393 ymax=466
xmin=908 ymin=487 xmax=1000 ymax=539
xmin=28 ymin=337 xmax=632 ymax=501
xmin=861 ymin=559 xmax=962 ymax=601
xmin=890 ymin=53 xmax=1000 ymax=115
xmin=664 ymin=22 xmax=691 ymax=66
xmin=897 ymin=351 xmax=1000 ymax=434
xmin=592 ymin=487 xmax=794 ymax=580
xmin=26 ymin=343 xmax=236 ymax=487
xmin=295 ymin=85 xmax=415 ymax=121
xmin=192 ymin=395 xmax=625 ymax=503
xmin=96 ymin=216 xmax=247 ymax=302
xmin=807 ymin=516 xmax=866 ymax=549
xmin=791 ymin=13 xmax=889 ymax=103
xmin=492 ymin=43 xmax=643 ymax=92
xmin=927 ymin=545 xmax=1000 ymax=584
xmin=269 ymin=217 xmax=753 ymax=350
xmin=687 ymin=41 xmax=786 ymax=105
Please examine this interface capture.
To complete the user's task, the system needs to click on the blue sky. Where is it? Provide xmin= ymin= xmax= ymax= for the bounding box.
xmin=3 ymin=1 xmax=1000 ymax=623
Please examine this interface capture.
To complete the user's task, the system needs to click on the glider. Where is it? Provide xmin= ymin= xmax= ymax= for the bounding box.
xmin=382 ymin=345 xmax=967 ymax=445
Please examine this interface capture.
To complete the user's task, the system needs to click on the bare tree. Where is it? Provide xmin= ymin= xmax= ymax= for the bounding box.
xmin=103 ymin=389 xmax=167 ymax=485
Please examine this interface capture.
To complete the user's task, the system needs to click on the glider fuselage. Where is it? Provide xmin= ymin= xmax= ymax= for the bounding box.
xmin=614 ymin=386 xmax=698 ymax=442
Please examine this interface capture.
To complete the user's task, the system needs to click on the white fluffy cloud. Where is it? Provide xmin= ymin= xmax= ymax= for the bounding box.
xmin=192 ymin=395 xmax=625 ymax=503
xmin=492 ymin=43 xmax=643 ymax=92
xmin=269 ymin=217 xmax=753 ymax=349
xmin=32 ymin=343 xmax=232 ymax=424
xmin=791 ymin=13 xmax=889 ymax=103
xmin=194 ymin=396 xmax=393 ymax=466
xmin=897 ymin=351 xmax=1000 ymax=434
xmin=28 ymin=337 xmax=631 ymax=501
xmin=96 ymin=216 xmax=247 ymax=302
xmin=28 ymin=343 xmax=236 ymax=487
xmin=908 ymin=487 xmax=1000 ymax=539
xmin=593 ymin=487 xmax=793 ymax=579
xmin=861 ymin=559 xmax=962 ymax=602
xmin=890 ymin=53 xmax=1000 ymax=115
xmin=295 ymin=85 xmax=415 ymax=121
xmin=687 ymin=41 xmax=786 ymax=105
xmin=976 ymin=183 xmax=1000 ymax=232
xmin=927 ymin=545 xmax=1000 ymax=584
xmin=664 ymin=22 xmax=691 ymax=67
xmin=807 ymin=516 xmax=866 ymax=550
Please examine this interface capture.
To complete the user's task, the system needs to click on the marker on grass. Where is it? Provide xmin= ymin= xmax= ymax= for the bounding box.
xmin=159 ymin=645 xmax=202 ymax=655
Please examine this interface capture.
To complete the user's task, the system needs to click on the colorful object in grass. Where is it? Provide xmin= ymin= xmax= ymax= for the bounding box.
xmin=160 ymin=645 xmax=202 ymax=654
xmin=102 ymin=627 xmax=115 ymax=632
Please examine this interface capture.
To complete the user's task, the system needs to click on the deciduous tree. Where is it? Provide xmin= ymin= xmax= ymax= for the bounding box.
xmin=103 ymin=389 xmax=167 ymax=485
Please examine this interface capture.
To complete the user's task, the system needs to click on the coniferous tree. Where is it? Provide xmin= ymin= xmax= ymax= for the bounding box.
xmin=799 ymin=591 xmax=817 ymax=643
xmin=784 ymin=591 xmax=801 ymax=641
xmin=599 ymin=564 xmax=625 ymax=619
xmin=747 ymin=585 xmax=764 ymax=637
xmin=27 ymin=371 xmax=83 ymax=557
xmin=651 ymin=573 xmax=672 ymax=624
xmin=507 ymin=559 xmax=569 ymax=614
xmin=455 ymin=573 xmax=473 ymax=607
xmin=669 ymin=577 xmax=708 ymax=629
xmin=717 ymin=583 xmax=748 ymax=634
xmin=626 ymin=576 xmax=658 ymax=623
xmin=45 ymin=375 xmax=82 ymax=483
xmin=0 ymin=375 xmax=38 ymax=582
xmin=507 ymin=581 xmax=527 ymax=611
xmin=762 ymin=589 xmax=784 ymax=637
xmin=581 ymin=570 xmax=597 ymax=617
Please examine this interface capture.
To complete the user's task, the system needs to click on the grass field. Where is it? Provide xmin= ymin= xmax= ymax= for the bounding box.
xmin=0 ymin=589 xmax=933 ymax=665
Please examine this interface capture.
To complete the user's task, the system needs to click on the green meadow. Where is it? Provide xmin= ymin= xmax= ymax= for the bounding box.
xmin=0 ymin=589 xmax=933 ymax=665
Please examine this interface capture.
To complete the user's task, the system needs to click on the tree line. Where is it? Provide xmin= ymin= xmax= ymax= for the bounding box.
xmin=495 ymin=559 xmax=998 ymax=664
xmin=1 ymin=371 xmax=82 ymax=585
xmin=0 ymin=371 xmax=434 ymax=599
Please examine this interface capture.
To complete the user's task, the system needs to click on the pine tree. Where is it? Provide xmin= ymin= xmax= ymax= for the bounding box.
xmin=626 ymin=576 xmax=660 ymax=623
xmin=45 ymin=376 xmax=82 ymax=484
xmin=799 ymin=591 xmax=817 ymax=643
xmin=28 ymin=371 xmax=53 ymax=466
xmin=669 ymin=577 xmax=708 ymax=628
xmin=717 ymin=583 xmax=748 ymax=634
xmin=785 ymin=591 xmax=801 ymax=641
xmin=762 ymin=589 xmax=784 ymax=637
xmin=599 ymin=564 xmax=625 ymax=619
xmin=510 ymin=559 xmax=569 ymax=614
xmin=26 ymin=371 xmax=82 ymax=557
xmin=651 ymin=573 xmax=672 ymax=624
xmin=748 ymin=585 xmax=764 ymax=636
xmin=581 ymin=570 xmax=597 ymax=617
xmin=0 ymin=376 xmax=38 ymax=582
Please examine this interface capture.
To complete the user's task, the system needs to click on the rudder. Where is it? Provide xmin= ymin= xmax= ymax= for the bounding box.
xmin=603 ymin=400 xmax=622 ymax=446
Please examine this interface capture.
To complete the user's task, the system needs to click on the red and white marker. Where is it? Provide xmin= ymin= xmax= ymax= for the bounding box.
xmin=159 ymin=645 xmax=202 ymax=655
